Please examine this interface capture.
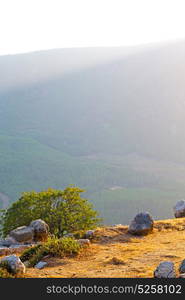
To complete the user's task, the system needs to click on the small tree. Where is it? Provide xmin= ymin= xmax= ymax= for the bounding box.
xmin=0 ymin=186 xmax=101 ymax=237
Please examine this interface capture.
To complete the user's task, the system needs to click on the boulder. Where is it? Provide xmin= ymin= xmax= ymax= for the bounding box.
xmin=29 ymin=219 xmax=49 ymax=242
xmin=174 ymin=200 xmax=185 ymax=218
xmin=0 ymin=255 xmax=25 ymax=275
xmin=34 ymin=261 xmax=47 ymax=269
xmin=179 ymin=259 xmax=185 ymax=274
xmin=154 ymin=261 xmax=176 ymax=278
xmin=9 ymin=226 xmax=34 ymax=243
xmin=128 ymin=212 xmax=154 ymax=236
xmin=2 ymin=219 xmax=49 ymax=246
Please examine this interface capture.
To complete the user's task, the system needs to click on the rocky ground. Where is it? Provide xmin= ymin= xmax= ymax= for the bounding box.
xmin=11 ymin=218 xmax=185 ymax=278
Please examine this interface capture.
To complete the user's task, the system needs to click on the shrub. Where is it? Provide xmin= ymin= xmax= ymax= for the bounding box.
xmin=43 ymin=236 xmax=81 ymax=257
xmin=20 ymin=237 xmax=81 ymax=267
xmin=0 ymin=186 xmax=101 ymax=237
xmin=0 ymin=267 xmax=14 ymax=278
xmin=20 ymin=244 xmax=43 ymax=262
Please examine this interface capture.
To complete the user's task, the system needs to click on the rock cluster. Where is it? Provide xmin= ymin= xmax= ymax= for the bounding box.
xmin=0 ymin=219 xmax=49 ymax=255
xmin=0 ymin=224 xmax=94 ymax=275
xmin=0 ymin=219 xmax=49 ymax=246
xmin=0 ymin=219 xmax=50 ymax=276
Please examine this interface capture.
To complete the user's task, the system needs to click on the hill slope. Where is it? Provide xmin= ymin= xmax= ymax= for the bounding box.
xmin=1 ymin=41 xmax=185 ymax=223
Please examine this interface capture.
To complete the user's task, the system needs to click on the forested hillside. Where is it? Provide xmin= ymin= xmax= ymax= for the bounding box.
xmin=1 ymin=41 xmax=185 ymax=223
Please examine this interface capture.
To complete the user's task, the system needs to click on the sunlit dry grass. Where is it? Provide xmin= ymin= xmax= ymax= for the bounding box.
xmin=17 ymin=218 xmax=185 ymax=278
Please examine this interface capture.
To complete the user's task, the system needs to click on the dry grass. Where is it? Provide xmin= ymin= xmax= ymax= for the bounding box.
xmin=4 ymin=218 xmax=185 ymax=278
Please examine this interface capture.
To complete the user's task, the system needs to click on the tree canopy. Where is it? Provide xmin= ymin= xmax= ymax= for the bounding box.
xmin=0 ymin=186 xmax=100 ymax=237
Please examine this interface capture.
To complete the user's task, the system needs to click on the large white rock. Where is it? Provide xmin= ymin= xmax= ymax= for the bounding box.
xmin=154 ymin=261 xmax=176 ymax=278
xmin=173 ymin=200 xmax=185 ymax=218
xmin=0 ymin=255 xmax=25 ymax=275
xmin=128 ymin=212 xmax=154 ymax=236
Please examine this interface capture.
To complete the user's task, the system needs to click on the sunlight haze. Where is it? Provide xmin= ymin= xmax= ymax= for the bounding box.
xmin=1 ymin=0 xmax=185 ymax=55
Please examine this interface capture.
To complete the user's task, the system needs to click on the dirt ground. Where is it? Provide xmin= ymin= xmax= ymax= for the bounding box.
xmin=22 ymin=218 xmax=185 ymax=278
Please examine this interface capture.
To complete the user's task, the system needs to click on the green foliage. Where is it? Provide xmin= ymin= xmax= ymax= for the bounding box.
xmin=0 ymin=186 xmax=100 ymax=237
xmin=21 ymin=237 xmax=81 ymax=267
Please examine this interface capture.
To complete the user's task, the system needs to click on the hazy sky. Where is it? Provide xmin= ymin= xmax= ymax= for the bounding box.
xmin=1 ymin=0 xmax=185 ymax=55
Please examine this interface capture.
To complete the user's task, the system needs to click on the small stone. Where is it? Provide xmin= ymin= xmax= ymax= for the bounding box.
xmin=34 ymin=261 xmax=47 ymax=269
xmin=77 ymin=239 xmax=90 ymax=246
